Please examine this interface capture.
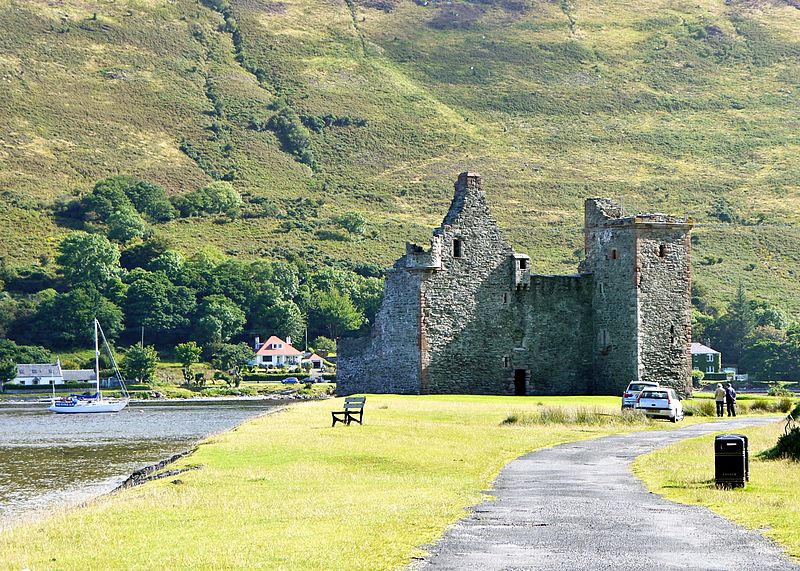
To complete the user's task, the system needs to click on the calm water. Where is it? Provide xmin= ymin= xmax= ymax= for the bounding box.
xmin=0 ymin=400 xmax=283 ymax=525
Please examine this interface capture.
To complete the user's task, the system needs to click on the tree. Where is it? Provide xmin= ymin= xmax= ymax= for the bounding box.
xmin=123 ymin=269 xmax=196 ymax=335
xmin=706 ymin=283 xmax=756 ymax=364
xmin=307 ymin=289 xmax=364 ymax=338
xmin=194 ymin=295 xmax=245 ymax=344
xmin=0 ymin=339 xmax=53 ymax=364
xmin=252 ymin=300 xmax=305 ymax=342
xmin=124 ymin=180 xmax=176 ymax=222
xmin=121 ymin=344 xmax=159 ymax=383
xmin=56 ymin=232 xmax=121 ymax=293
xmin=174 ymin=181 xmax=242 ymax=218
xmin=211 ymin=343 xmax=252 ymax=387
xmin=120 ymin=237 xmax=173 ymax=270
xmin=33 ymin=288 xmax=123 ymax=347
xmin=311 ymin=336 xmax=336 ymax=354
xmin=106 ymin=207 xmax=148 ymax=243
xmin=175 ymin=341 xmax=202 ymax=385
xmin=0 ymin=359 xmax=17 ymax=392
xmin=336 ymin=211 xmax=367 ymax=236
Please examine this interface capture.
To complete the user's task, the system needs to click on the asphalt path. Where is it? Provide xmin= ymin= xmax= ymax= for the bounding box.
xmin=412 ymin=417 xmax=799 ymax=571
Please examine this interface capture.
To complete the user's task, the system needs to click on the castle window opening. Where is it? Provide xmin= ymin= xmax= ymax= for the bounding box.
xmin=503 ymin=356 xmax=510 ymax=368
xmin=670 ymin=325 xmax=676 ymax=347
xmin=610 ymin=249 xmax=618 ymax=260
xmin=518 ymin=258 xmax=528 ymax=270
xmin=453 ymin=239 xmax=463 ymax=258
xmin=659 ymin=244 xmax=667 ymax=258
xmin=503 ymin=292 xmax=509 ymax=304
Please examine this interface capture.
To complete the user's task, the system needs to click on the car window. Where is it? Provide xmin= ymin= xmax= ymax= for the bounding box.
xmin=640 ymin=391 xmax=667 ymax=399
xmin=628 ymin=383 xmax=656 ymax=392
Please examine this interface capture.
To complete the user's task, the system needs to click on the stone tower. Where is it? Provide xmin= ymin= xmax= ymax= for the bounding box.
xmin=581 ymin=198 xmax=693 ymax=395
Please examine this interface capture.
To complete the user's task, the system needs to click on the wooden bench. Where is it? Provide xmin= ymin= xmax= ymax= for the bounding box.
xmin=331 ymin=396 xmax=366 ymax=427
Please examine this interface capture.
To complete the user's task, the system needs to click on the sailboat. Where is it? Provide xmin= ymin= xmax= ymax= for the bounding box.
xmin=49 ymin=319 xmax=130 ymax=414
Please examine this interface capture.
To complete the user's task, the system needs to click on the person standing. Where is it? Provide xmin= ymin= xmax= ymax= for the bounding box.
xmin=725 ymin=383 xmax=737 ymax=417
xmin=714 ymin=383 xmax=726 ymax=417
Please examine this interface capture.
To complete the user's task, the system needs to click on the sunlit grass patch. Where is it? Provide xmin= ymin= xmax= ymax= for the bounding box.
xmin=0 ymin=394 xmax=689 ymax=570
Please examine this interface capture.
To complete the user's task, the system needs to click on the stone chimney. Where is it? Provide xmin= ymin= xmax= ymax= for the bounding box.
xmin=286 ymin=335 xmax=292 ymax=346
xmin=254 ymin=336 xmax=260 ymax=350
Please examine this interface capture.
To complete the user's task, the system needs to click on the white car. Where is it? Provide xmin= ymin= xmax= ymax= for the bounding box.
xmin=635 ymin=387 xmax=684 ymax=422
xmin=621 ymin=380 xmax=660 ymax=410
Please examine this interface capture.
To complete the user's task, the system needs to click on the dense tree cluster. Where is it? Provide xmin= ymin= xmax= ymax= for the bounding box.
xmin=693 ymin=283 xmax=800 ymax=380
xmin=58 ymin=176 xmax=245 ymax=248
xmin=0 ymin=226 xmax=383 ymax=365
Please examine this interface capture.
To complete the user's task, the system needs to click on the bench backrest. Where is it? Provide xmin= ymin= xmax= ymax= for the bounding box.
xmin=343 ymin=396 xmax=366 ymax=411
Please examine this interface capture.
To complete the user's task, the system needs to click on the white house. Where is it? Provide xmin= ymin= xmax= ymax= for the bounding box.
xmin=251 ymin=335 xmax=303 ymax=368
xmin=11 ymin=361 xmax=94 ymax=386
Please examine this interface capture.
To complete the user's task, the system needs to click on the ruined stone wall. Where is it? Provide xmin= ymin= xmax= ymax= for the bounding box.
xmin=336 ymin=262 xmax=423 ymax=395
xmin=515 ymin=275 xmax=595 ymax=395
xmin=337 ymin=176 xmax=692 ymax=398
xmin=421 ymin=173 xmax=516 ymax=394
xmin=636 ymin=226 xmax=692 ymax=395
xmin=582 ymin=202 xmax=640 ymax=395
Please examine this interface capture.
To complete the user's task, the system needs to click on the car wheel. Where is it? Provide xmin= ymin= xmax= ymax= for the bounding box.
xmin=670 ymin=415 xmax=677 ymax=423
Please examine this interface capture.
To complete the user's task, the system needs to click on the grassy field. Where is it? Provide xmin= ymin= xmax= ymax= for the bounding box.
xmin=0 ymin=394 xmax=752 ymax=570
xmin=0 ymin=0 xmax=799 ymax=313
xmin=634 ymin=420 xmax=800 ymax=559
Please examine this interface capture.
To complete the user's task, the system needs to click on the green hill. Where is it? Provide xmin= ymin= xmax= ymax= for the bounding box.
xmin=0 ymin=0 xmax=799 ymax=314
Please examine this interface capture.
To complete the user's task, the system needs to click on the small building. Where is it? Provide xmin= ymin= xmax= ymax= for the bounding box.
xmin=251 ymin=335 xmax=303 ymax=368
xmin=306 ymin=353 xmax=325 ymax=371
xmin=691 ymin=342 xmax=722 ymax=374
xmin=11 ymin=362 xmax=94 ymax=386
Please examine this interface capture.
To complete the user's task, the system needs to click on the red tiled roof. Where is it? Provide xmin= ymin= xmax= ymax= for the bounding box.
xmin=255 ymin=335 xmax=302 ymax=356
xmin=307 ymin=353 xmax=323 ymax=362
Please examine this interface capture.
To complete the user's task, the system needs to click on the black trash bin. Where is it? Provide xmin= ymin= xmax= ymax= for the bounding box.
xmin=715 ymin=434 xmax=748 ymax=488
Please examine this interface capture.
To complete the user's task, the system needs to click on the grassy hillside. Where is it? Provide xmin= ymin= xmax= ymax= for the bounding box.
xmin=0 ymin=0 xmax=798 ymax=313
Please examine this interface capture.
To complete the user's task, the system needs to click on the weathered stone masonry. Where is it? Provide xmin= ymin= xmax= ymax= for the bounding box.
xmin=337 ymin=173 xmax=693 ymax=396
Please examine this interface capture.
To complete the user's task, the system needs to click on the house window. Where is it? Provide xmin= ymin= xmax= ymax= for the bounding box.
xmin=658 ymin=244 xmax=667 ymax=258
xmin=706 ymin=366 xmax=714 ymax=373
xmin=707 ymin=354 xmax=713 ymax=362
xmin=610 ymin=249 xmax=618 ymax=260
xmin=453 ymin=239 xmax=463 ymax=258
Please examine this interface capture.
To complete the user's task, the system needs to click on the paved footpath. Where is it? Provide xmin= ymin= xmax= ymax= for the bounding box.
xmin=412 ymin=417 xmax=799 ymax=571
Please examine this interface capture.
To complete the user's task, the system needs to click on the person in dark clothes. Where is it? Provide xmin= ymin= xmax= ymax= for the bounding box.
xmin=725 ymin=383 xmax=737 ymax=417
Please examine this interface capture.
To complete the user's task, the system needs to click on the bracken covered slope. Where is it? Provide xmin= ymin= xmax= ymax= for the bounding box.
xmin=0 ymin=0 xmax=798 ymax=312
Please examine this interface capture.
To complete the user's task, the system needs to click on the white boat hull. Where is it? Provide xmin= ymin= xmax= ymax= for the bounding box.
xmin=48 ymin=399 xmax=129 ymax=414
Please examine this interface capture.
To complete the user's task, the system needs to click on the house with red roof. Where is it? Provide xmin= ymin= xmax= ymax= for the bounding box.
xmin=251 ymin=335 xmax=303 ymax=368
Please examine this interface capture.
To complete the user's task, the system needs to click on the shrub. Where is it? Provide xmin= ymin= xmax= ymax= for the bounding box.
xmin=749 ymin=398 xmax=795 ymax=413
xmin=759 ymin=427 xmax=800 ymax=461
xmin=682 ymin=400 xmax=716 ymax=417
xmin=265 ymin=104 xmax=315 ymax=168
xmin=767 ymin=385 xmax=793 ymax=397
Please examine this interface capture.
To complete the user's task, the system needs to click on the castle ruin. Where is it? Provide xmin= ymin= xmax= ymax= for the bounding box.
xmin=337 ymin=172 xmax=693 ymax=397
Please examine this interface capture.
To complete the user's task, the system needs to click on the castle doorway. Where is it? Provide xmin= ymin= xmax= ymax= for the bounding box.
xmin=514 ymin=369 xmax=527 ymax=396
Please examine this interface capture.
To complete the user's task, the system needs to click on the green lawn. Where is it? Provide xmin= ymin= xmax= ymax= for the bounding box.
xmin=634 ymin=421 xmax=800 ymax=559
xmin=0 ymin=394 xmax=741 ymax=570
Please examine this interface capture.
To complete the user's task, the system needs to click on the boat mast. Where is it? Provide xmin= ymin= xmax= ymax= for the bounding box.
xmin=94 ymin=318 xmax=101 ymax=401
